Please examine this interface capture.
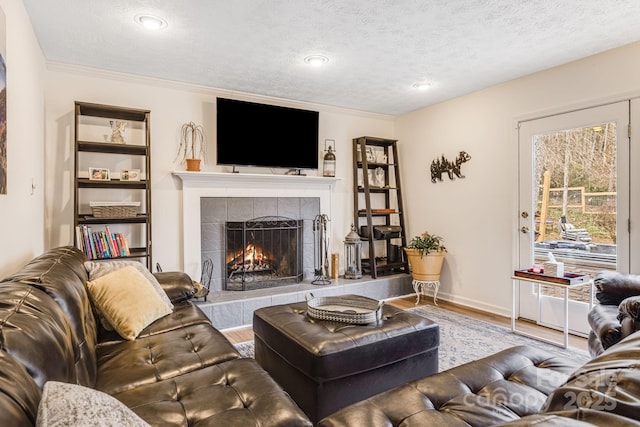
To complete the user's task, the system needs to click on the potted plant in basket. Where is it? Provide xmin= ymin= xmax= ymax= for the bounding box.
xmin=176 ymin=121 xmax=206 ymax=171
xmin=404 ymin=231 xmax=447 ymax=281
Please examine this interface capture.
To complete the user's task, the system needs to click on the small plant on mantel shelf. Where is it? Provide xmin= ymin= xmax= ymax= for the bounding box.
xmin=176 ymin=121 xmax=206 ymax=171
xmin=404 ymin=231 xmax=447 ymax=282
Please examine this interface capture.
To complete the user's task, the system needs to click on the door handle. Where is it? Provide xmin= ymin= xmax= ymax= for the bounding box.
xmin=521 ymin=226 xmax=529 ymax=234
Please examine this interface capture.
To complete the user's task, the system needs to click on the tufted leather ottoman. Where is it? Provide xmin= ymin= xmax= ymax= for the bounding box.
xmin=253 ymin=296 xmax=439 ymax=423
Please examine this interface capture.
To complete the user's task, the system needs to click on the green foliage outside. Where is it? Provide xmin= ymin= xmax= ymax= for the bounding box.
xmin=535 ymin=124 xmax=617 ymax=245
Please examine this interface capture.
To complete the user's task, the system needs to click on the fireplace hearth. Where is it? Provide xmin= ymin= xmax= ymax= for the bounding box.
xmin=225 ymin=216 xmax=303 ymax=291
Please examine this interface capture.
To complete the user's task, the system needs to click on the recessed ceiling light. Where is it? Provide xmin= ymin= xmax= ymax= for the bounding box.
xmin=304 ymin=55 xmax=329 ymax=66
xmin=134 ymin=14 xmax=168 ymax=30
xmin=412 ymin=82 xmax=431 ymax=90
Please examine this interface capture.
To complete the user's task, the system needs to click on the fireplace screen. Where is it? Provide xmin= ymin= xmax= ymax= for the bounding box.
xmin=225 ymin=216 xmax=303 ymax=291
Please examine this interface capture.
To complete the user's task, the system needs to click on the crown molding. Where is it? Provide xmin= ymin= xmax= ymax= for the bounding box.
xmin=46 ymin=61 xmax=395 ymax=121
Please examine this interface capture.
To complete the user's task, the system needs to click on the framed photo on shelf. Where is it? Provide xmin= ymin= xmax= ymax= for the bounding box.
xmin=365 ymin=147 xmax=375 ymax=162
xmin=89 ymin=167 xmax=110 ymax=181
xmin=324 ymin=139 xmax=335 ymax=151
xmin=368 ymin=167 xmax=386 ymax=187
xmin=120 ymin=169 xmax=141 ymax=181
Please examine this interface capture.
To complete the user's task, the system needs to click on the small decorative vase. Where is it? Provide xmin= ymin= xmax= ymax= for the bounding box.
xmin=109 ymin=120 xmax=127 ymax=143
xmin=186 ymin=159 xmax=201 ymax=172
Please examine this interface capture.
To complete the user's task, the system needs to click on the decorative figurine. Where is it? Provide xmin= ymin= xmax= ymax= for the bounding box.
xmin=374 ymin=167 xmax=385 ymax=187
xmin=109 ymin=120 xmax=127 ymax=143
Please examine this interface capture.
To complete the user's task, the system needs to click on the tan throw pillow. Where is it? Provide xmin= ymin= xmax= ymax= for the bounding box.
xmin=84 ymin=261 xmax=174 ymax=310
xmin=86 ymin=266 xmax=172 ymax=340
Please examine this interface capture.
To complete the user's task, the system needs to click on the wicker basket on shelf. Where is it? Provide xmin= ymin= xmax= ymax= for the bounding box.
xmin=90 ymin=202 xmax=140 ymax=218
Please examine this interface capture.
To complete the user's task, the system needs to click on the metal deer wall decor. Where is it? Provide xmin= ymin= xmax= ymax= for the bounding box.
xmin=430 ymin=151 xmax=471 ymax=183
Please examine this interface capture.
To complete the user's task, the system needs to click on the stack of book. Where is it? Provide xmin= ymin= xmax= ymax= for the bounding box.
xmin=75 ymin=225 xmax=131 ymax=260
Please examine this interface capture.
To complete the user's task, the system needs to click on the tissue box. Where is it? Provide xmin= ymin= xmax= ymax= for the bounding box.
xmin=543 ymin=262 xmax=564 ymax=278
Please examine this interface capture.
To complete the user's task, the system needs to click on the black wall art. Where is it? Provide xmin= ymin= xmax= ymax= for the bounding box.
xmin=430 ymin=151 xmax=471 ymax=183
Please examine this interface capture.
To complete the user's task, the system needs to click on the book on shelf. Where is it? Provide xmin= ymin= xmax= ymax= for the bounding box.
xmin=75 ymin=225 xmax=131 ymax=260
xmin=104 ymin=226 xmax=119 ymax=257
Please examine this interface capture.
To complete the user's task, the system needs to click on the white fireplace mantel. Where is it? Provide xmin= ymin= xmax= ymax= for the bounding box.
xmin=173 ymin=171 xmax=339 ymax=187
xmin=173 ymin=171 xmax=339 ymax=279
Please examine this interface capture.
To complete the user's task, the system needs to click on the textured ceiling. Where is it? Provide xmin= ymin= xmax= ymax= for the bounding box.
xmin=22 ymin=0 xmax=640 ymax=115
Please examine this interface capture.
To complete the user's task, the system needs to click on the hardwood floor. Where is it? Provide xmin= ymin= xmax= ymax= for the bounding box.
xmin=390 ymin=296 xmax=588 ymax=351
xmin=222 ymin=327 xmax=254 ymax=344
xmin=222 ymin=295 xmax=589 ymax=352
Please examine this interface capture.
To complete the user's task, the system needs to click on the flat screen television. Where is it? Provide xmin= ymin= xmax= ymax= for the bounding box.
xmin=216 ymin=97 xmax=319 ymax=170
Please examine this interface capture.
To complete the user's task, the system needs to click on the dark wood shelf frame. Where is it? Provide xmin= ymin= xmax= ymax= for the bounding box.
xmin=77 ymin=178 xmax=149 ymax=190
xmin=77 ymin=214 xmax=149 ymax=225
xmin=352 ymin=136 xmax=409 ymax=278
xmin=73 ymin=101 xmax=152 ymax=267
xmin=357 ymin=212 xmax=403 ymax=217
xmin=77 ymin=141 xmax=148 ymax=155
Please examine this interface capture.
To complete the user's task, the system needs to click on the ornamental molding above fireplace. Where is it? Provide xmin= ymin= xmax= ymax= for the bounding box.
xmin=173 ymin=171 xmax=339 ymax=280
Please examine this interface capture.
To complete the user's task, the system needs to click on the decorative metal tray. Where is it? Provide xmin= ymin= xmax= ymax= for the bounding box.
xmin=305 ymin=293 xmax=384 ymax=324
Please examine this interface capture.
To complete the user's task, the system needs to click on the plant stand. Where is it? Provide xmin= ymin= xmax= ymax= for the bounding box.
xmin=412 ymin=279 xmax=440 ymax=305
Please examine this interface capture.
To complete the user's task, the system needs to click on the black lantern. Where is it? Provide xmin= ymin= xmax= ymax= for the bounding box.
xmin=344 ymin=225 xmax=362 ymax=279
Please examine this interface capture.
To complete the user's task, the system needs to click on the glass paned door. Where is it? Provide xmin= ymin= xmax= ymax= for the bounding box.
xmin=517 ymin=102 xmax=629 ymax=335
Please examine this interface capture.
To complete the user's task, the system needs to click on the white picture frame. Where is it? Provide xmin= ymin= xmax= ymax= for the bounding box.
xmin=120 ymin=169 xmax=141 ymax=181
xmin=89 ymin=167 xmax=110 ymax=181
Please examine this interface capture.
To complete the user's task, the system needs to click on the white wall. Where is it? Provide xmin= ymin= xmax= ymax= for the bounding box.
xmin=44 ymin=66 xmax=394 ymax=272
xmin=0 ymin=0 xmax=46 ymax=278
xmin=38 ymin=26 xmax=640 ymax=314
xmin=396 ymin=41 xmax=640 ymax=315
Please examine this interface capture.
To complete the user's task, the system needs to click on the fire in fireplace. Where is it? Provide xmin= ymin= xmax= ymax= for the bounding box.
xmin=225 ymin=216 xmax=303 ymax=291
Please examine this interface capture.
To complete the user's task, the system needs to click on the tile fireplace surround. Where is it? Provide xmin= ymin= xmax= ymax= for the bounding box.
xmin=173 ymin=171 xmax=413 ymax=329
xmin=202 ymin=196 xmax=316 ymax=292
xmin=173 ymin=171 xmax=337 ymax=282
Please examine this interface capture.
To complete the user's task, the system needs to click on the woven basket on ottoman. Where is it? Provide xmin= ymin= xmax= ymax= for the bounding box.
xmin=253 ymin=295 xmax=439 ymax=424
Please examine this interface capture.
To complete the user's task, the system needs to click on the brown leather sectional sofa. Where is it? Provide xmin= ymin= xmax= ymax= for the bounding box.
xmin=5 ymin=246 xmax=640 ymax=426
xmin=588 ymin=270 xmax=640 ymax=356
xmin=319 ymin=334 xmax=640 ymax=426
xmin=319 ymin=274 xmax=640 ymax=426
xmin=0 ymin=246 xmax=311 ymax=426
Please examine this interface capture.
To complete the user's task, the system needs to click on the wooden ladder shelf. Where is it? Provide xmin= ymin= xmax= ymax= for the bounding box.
xmin=352 ymin=136 xmax=409 ymax=278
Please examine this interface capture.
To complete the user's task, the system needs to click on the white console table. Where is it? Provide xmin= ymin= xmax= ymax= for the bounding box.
xmin=511 ymin=272 xmax=593 ymax=349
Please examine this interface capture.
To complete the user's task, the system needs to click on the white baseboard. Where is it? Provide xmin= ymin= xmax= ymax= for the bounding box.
xmin=390 ymin=291 xmax=511 ymax=318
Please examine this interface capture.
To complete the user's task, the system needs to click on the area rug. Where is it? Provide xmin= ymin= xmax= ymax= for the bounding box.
xmin=234 ymin=304 xmax=591 ymax=371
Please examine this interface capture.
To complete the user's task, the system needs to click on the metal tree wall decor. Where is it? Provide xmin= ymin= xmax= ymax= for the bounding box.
xmin=430 ymin=151 xmax=471 ymax=183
